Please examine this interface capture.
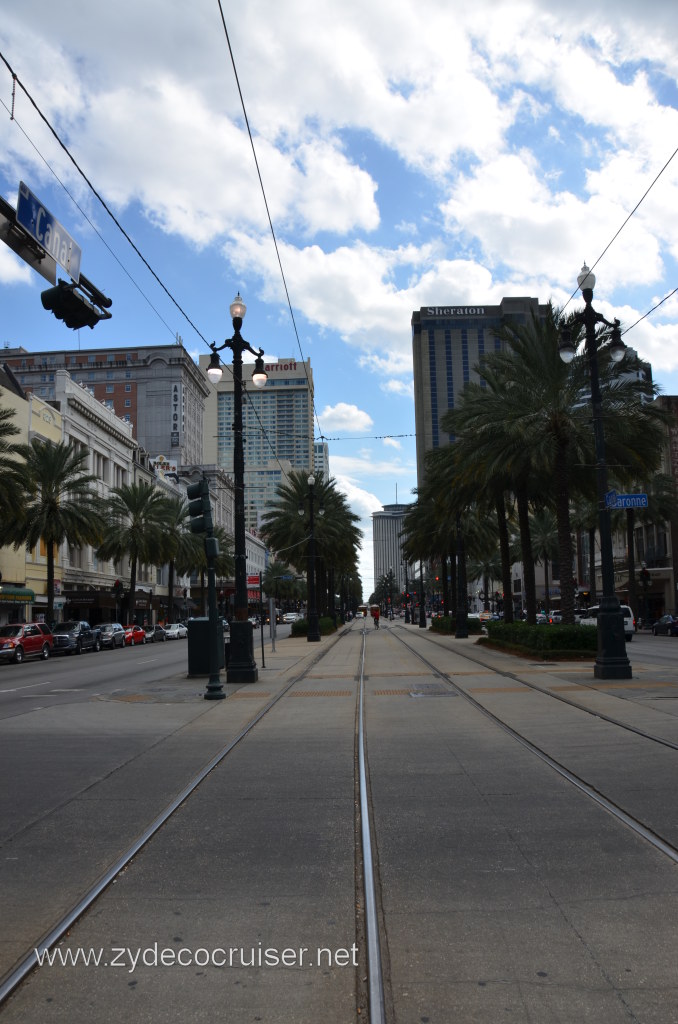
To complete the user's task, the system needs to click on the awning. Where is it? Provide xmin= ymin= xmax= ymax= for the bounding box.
xmin=0 ymin=586 xmax=35 ymax=603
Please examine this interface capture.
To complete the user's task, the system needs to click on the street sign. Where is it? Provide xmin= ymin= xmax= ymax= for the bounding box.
xmin=16 ymin=182 xmax=81 ymax=283
xmin=0 ymin=195 xmax=57 ymax=283
xmin=605 ymin=491 xmax=648 ymax=510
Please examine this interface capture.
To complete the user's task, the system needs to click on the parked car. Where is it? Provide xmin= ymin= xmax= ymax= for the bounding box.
xmin=652 ymin=614 xmax=678 ymax=637
xmin=99 ymin=622 xmax=126 ymax=649
xmin=578 ymin=604 xmax=636 ymax=641
xmin=51 ymin=620 xmax=101 ymax=655
xmin=164 ymin=622 xmax=188 ymax=640
xmin=124 ymin=625 xmax=147 ymax=646
xmin=145 ymin=624 xmax=167 ymax=643
xmin=0 ymin=622 xmax=53 ymax=664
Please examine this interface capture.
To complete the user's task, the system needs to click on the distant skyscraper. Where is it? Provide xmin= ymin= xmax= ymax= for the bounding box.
xmin=411 ymin=298 xmax=549 ymax=485
xmin=314 ymin=441 xmax=330 ymax=480
xmin=372 ymin=503 xmax=411 ymax=594
xmin=201 ymin=355 xmax=314 ymax=533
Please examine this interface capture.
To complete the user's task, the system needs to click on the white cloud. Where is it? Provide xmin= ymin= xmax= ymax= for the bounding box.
xmin=318 ymin=402 xmax=373 ymax=433
xmin=0 ymin=246 xmax=33 ymax=286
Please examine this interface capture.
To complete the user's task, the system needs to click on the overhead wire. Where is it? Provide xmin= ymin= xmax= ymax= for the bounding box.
xmin=0 ymin=93 xmax=177 ymax=339
xmin=214 ymin=2 xmax=327 ymax=446
xmin=0 ymin=50 xmax=286 ymax=473
xmin=563 ymin=141 xmax=678 ymax=325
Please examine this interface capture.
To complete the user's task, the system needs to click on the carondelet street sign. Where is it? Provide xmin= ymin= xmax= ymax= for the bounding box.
xmin=16 ymin=181 xmax=82 ymax=283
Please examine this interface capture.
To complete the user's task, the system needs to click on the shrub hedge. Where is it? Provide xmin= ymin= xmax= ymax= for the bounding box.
xmin=429 ymin=615 xmax=484 ymax=636
xmin=290 ymin=616 xmax=337 ymax=638
xmin=484 ymin=621 xmax=596 ymax=658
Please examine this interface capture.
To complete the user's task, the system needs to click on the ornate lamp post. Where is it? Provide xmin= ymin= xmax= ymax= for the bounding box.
xmin=298 ymin=475 xmax=324 ymax=642
xmin=207 ymin=293 xmax=267 ymax=683
xmin=403 ymin=561 xmax=411 ymax=623
xmin=558 ymin=265 xmax=631 ymax=679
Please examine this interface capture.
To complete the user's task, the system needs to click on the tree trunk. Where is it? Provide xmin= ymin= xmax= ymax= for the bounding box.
xmin=543 ymin=558 xmax=550 ymax=615
xmin=496 ymin=493 xmax=513 ymax=623
xmin=441 ymin=550 xmax=450 ymax=616
xmin=588 ymin=526 xmax=597 ymax=604
xmin=554 ymin=439 xmax=576 ymax=624
xmin=516 ymin=481 xmax=536 ymax=623
xmin=626 ymin=508 xmax=637 ymax=616
xmin=47 ymin=543 xmax=55 ymax=624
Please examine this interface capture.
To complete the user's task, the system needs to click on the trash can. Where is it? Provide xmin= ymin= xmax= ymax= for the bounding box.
xmin=187 ymin=618 xmax=224 ymax=676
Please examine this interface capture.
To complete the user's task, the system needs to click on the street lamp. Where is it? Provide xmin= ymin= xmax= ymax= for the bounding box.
xmin=558 ymin=265 xmax=631 ymax=679
xmin=298 ymin=475 xmax=324 ymax=642
xmin=206 ymin=293 xmax=267 ymax=683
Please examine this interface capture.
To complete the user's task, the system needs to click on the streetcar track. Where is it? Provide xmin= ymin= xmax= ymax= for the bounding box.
xmin=0 ymin=622 xmax=389 ymax=1024
xmin=396 ymin=623 xmax=678 ymax=752
xmin=388 ymin=625 xmax=678 ymax=867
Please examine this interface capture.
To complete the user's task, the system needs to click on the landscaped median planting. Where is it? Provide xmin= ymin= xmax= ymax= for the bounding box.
xmin=429 ymin=615 xmax=485 ymax=637
xmin=482 ymin=621 xmax=597 ymax=659
xmin=290 ymin=616 xmax=337 ymax=638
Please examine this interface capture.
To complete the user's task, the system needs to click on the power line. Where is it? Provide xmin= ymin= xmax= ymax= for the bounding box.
xmin=0 ymin=94 xmax=177 ymax=339
xmin=0 ymin=50 xmax=210 ymax=348
xmin=0 ymin=51 xmax=288 ymax=476
xmin=215 ymin=3 xmax=324 ymax=445
xmin=563 ymin=142 xmax=678 ymax=325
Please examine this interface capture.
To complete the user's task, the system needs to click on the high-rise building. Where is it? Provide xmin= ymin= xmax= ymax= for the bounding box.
xmin=201 ymin=355 xmax=314 ymax=533
xmin=3 ymin=343 xmax=209 ymax=467
xmin=314 ymin=441 xmax=330 ymax=480
xmin=411 ymin=298 xmax=549 ymax=485
xmin=372 ymin=503 xmax=411 ymax=595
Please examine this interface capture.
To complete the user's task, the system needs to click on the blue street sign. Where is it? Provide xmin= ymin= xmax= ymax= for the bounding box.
xmin=605 ymin=489 xmax=618 ymax=509
xmin=16 ymin=182 xmax=81 ymax=283
xmin=612 ymin=493 xmax=648 ymax=509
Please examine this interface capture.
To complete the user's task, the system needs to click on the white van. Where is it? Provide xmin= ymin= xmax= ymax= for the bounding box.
xmin=578 ymin=604 xmax=635 ymax=641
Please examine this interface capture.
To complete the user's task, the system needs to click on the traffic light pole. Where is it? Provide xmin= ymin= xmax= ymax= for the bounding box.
xmin=203 ymin=535 xmax=224 ymax=700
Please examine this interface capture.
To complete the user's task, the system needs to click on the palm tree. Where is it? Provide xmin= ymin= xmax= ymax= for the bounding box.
xmin=191 ymin=525 xmax=235 ymax=616
xmin=158 ymin=496 xmax=204 ymax=622
xmin=260 ymin=471 xmax=360 ymax=618
xmin=97 ymin=481 xmax=170 ymax=624
xmin=529 ymin=508 xmax=559 ymax=614
xmin=0 ymin=440 xmax=105 ymax=622
xmin=0 ymin=404 xmax=23 ymax=525
xmin=445 ymin=304 xmax=667 ymax=625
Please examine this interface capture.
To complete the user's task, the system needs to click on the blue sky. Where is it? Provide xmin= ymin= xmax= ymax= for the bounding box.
xmin=2 ymin=0 xmax=678 ymax=597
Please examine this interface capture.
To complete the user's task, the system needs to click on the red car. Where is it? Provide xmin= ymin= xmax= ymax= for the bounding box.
xmin=0 ymin=622 xmax=53 ymax=663
xmin=124 ymin=625 xmax=147 ymax=646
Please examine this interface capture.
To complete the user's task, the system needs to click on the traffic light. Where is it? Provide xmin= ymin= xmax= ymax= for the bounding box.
xmin=41 ymin=280 xmax=110 ymax=330
xmin=112 ymin=579 xmax=123 ymax=599
xmin=187 ymin=478 xmax=213 ymax=534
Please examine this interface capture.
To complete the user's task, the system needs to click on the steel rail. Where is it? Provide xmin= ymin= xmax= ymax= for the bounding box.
xmin=0 ymin=635 xmax=343 ymax=1007
xmin=358 ymin=626 xmax=387 ymax=1024
xmin=401 ymin=624 xmax=678 ymax=752
xmin=390 ymin=627 xmax=678 ymax=867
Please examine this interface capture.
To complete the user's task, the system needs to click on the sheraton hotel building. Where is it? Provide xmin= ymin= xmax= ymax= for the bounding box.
xmin=411 ymin=297 xmax=549 ymax=485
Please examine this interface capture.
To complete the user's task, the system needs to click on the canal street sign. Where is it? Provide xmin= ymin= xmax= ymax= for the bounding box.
xmin=16 ymin=182 xmax=81 ymax=283
xmin=605 ymin=490 xmax=648 ymax=510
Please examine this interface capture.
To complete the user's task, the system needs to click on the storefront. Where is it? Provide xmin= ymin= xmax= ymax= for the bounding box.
xmin=0 ymin=585 xmax=35 ymax=625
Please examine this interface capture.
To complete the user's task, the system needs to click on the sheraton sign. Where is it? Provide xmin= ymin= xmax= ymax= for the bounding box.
xmin=425 ymin=307 xmax=485 ymax=316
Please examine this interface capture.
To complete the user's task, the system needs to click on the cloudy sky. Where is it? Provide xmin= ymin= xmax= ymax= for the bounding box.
xmin=2 ymin=0 xmax=678 ymax=596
